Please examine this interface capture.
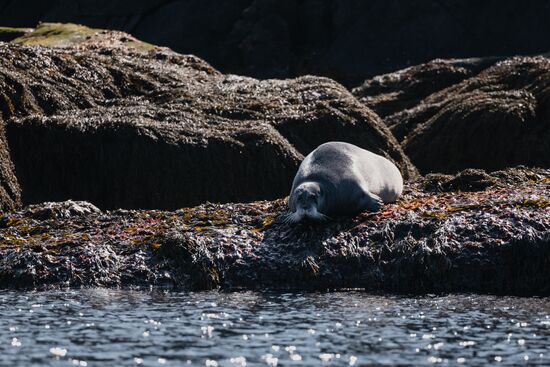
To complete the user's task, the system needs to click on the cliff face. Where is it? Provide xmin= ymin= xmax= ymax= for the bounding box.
xmin=2 ymin=1 xmax=550 ymax=87
xmin=1 ymin=23 xmax=414 ymax=210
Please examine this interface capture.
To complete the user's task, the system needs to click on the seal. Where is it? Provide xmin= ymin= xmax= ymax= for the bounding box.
xmin=286 ymin=141 xmax=403 ymax=222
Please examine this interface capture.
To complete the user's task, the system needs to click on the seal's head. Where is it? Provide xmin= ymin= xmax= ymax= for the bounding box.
xmin=286 ymin=181 xmax=328 ymax=223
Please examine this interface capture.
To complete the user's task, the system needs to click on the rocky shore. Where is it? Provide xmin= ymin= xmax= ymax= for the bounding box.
xmin=1 ymin=167 xmax=548 ymax=294
xmin=0 ymin=24 xmax=548 ymax=294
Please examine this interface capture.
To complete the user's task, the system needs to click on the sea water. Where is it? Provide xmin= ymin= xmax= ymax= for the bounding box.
xmin=0 ymin=290 xmax=548 ymax=366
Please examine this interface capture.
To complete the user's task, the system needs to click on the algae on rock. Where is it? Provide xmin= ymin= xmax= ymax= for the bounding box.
xmin=0 ymin=168 xmax=548 ymax=294
xmin=353 ymin=56 xmax=550 ymax=174
xmin=1 ymin=23 xmax=416 ymax=210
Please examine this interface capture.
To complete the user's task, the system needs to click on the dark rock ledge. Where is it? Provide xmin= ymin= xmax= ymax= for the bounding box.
xmin=1 ymin=167 xmax=548 ymax=295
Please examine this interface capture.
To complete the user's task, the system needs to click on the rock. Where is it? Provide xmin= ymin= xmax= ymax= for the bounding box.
xmin=422 ymin=169 xmax=496 ymax=193
xmin=418 ymin=166 xmax=550 ymax=193
xmin=0 ymin=27 xmax=32 ymax=42
xmin=0 ymin=167 xmax=548 ymax=294
xmin=24 ymin=200 xmax=101 ymax=220
xmin=2 ymin=1 xmax=550 ymax=87
xmin=352 ymin=57 xmax=502 ymax=121
xmin=401 ymin=57 xmax=550 ymax=174
xmin=355 ymin=56 xmax=550 ymax=174
xmin=0 ymin=122 xmax=21 ymax=212
xmin=9 ymin=22 xmax=156 ymax=50
xmin=1 ymin=24 xmax=415 ymax=210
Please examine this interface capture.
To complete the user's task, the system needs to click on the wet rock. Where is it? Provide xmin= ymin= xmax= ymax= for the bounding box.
xmin=0 ymin=122 xmax=20 ymax=212
xmin=401 ymin=57 xmax=550 ymax=174
xmin=1 ymin=23 xmax=415 ymax=210
xmin=491 ymin=166 xmax=550 ymax=185
xmin=0 ymin=167 xmax=548 ymax=295
xmin=0 ymin=27 xmax=31 ymax=43
xmin=416 ymin=167 xmax=549 ymax=194
xmin=422 ymin=169 xmax=496 ymax=192
xmin=24 ymin=200 xmax=101 ymax=220
xmin=352 ymin=57 xmax=501 ymax=120
xmin=10 ymin=22 xmax=155 ymax=50
xmin=356 ymin=56 xmax=550 ymax=174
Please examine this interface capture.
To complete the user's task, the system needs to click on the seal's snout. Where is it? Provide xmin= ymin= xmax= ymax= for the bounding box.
xmin=295 ymin=194 xmax=316 ymax=216
xmin=287 ymin=181 xmax=329 ymax=223
xmin=297 ymin=190 xmax=318 ymax=208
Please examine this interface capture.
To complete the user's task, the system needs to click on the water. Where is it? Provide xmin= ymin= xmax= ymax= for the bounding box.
xmin=0 ymin=290 xmax=548 ymax=366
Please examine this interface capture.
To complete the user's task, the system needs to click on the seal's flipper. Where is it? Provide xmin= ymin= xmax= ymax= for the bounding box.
xmin=360 ymin=192 xmax=384 ymax=212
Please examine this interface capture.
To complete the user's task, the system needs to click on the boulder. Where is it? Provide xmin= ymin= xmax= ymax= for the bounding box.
xmin=351 ymin=57 xmax=501 ymax=121
xmin=401 ymin=57 xmax=550 ymax=174
xmin=354 ymin=56 xmax=550 ymax=174
xmin=1 ymin=24 xmax=415 ymax=209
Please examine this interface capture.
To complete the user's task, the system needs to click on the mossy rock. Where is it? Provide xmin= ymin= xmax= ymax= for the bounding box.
xmin=0 ymin=27 xmax=33 ymax=42
xmin=10 ymin=22 xmax=154 ymax=50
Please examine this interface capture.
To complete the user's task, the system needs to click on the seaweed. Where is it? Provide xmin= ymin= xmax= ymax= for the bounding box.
xmin=0 ymin=167 xmax=547 ymax=295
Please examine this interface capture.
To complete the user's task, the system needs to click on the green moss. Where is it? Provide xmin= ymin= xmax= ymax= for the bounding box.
xmin=11 ymin=23 xmax=101 ymax=47
xmin=123 ymin=39 xmax=155 ymax=51
xmin=0 ymin=26 xmax=33 ymax=34
xmin=10 ymin=22 xmax=155 ymax=50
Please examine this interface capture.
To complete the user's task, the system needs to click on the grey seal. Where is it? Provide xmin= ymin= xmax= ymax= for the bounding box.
xmin=286 ymin=142 xmax=403 ymax=222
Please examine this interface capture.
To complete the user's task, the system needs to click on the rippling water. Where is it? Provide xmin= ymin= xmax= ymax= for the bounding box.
xmin=0 ymin=290 xmax=549 ymax=366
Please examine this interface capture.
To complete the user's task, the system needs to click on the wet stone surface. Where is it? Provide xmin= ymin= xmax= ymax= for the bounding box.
xmin=0 ymin=167 xmax=548 ymax=295
xmin=0 ymin=24 xmax=548 ymax=295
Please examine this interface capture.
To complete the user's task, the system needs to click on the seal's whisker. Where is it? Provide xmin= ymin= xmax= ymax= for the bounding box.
xmin=281 ymin=212 xmax=297 ymax=224
xmin=280 ymin=212 xmax=291 ymax=223
xmin=289 ymin=212 xmax=301 ymax=223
